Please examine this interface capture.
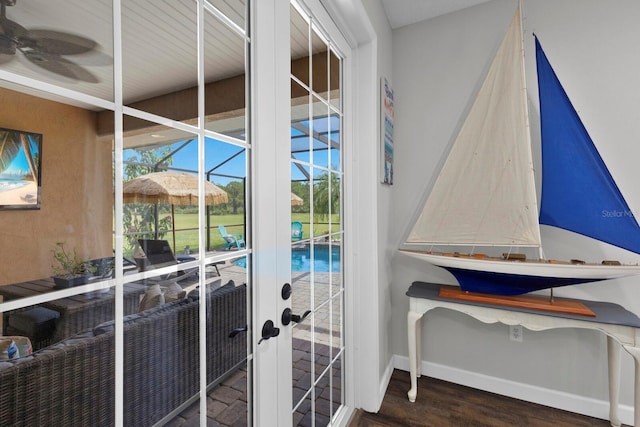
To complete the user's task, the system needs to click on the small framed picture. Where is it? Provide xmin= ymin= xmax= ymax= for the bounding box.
xmin=381 ymin=77 xmax=394 ymax=185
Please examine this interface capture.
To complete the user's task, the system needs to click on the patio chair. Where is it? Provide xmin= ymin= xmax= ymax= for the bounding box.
xmin=218 ymin=225 xmax=245 ymax=250
xmin=291 ymin=221 xmax=303 ymax=241
xmin=137 ymin=239 xmax=199 ymax=285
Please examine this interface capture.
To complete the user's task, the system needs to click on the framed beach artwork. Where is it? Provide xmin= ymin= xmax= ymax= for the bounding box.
xmin=381 ymin=77 xmax=394 ymax=185
xmin=0 ymin=128 xmax=42 ymax=210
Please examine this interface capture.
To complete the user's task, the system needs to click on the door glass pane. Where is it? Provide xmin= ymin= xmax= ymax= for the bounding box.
xmin=205 ymin=135 xmax=249 ymax=426
xmin=330 ymin=173 xmax=341 ymax=234
xmin=122 ymin=118 xmax=203 ymax=425
xmin=292 ymin=80 xmax=311 ymax=163
xmin=0 ymin=0 xmax=114 ymax=101
xmin=290 ymin=4 xmax=310 ymax=87
xmin=122 ymin=0 xmax=197 ymax=122
xmin=292 ymin=163 xmax=310 ymax=242
xmin=315 ymin=377 xmax=331 ymax=425
xmin=313 ymin=238 xmax=331 ymax=308
xmin=0 ymin=83 xmax=116 ymax=423
xmin=204 ymin=7 xmax=247 ymax=140
xmin=292 ymin=311 xmax=313 ymax=412
xmin=208 ymin=0 xmax=247 ymax=30
xmin=206 ymin=138 xmax=247 ymax=252
xmin=314 ymin=300 xmax=331 ymax=379
xmin=122 ymin=119 xmax=199 ymax=259
xmin=313 ymin=167 xmax=330 ymax=239
xmin=205 ymin=254 xmax=249 ymax=426
xmin=294 ymin=389 xmax=313 ymax=426
xmin=332 ymin=354 xmax=343 ymax=419
xmin=329 ymin=49 xmax=341 ymax=113
xmin=311 ymin=97 xmax=329 ymax=168
xmin=311 ymin=25 xmax=328 ymax=101
xmin=329 ymin=113 xmax=341 ymax=172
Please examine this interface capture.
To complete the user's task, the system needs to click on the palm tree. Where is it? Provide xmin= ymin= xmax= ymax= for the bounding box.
xmin=313 ymin=172 xmax=340 ymax=221
xmin=225 ymin=180 xmax=244 ymax=214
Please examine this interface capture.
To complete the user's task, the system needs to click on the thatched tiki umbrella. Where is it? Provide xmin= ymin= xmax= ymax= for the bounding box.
xmin=291 ymin=192 xmax=303 ymax=207
xmin=123 ymin=171 xmax=228 ymax=250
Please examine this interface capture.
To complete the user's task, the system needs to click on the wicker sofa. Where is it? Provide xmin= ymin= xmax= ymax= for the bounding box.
xmin=0 ymin=280 xmax=247 ymax=426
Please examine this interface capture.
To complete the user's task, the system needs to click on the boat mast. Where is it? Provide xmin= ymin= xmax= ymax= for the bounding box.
xmin=518 ymin=0 xmax=544 ymax=261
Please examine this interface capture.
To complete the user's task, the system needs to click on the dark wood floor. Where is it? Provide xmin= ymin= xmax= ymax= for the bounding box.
xmin=350 ymin=370 xmax=626 ymax=427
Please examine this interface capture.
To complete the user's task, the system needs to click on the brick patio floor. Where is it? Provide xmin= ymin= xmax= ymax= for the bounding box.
xmin=164 ymin=258 xmax=342 ymax=426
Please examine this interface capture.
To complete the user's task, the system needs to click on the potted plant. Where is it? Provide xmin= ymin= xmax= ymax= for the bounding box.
xmin=51 ymin=242 xmax=96 ymax=288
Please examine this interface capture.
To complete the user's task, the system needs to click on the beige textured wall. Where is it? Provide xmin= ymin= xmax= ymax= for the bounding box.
xmin=0 ymin=88 xmax=112 ymax=285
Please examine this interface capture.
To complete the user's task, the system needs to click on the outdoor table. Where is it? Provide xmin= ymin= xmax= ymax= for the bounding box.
xmin=407 ymin=281 xmax=640 ymax=427
xmin=0 ymin=278 xmax=146 ymax=345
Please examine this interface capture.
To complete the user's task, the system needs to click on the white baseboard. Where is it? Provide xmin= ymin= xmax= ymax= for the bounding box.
xmin=379 ymin=357 xmax=395 ymax=408
xmin=393 ymin=354 xmax=634 ymax=426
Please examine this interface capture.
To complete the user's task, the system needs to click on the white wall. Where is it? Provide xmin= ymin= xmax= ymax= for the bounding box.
xmin=390 ymin=0 xmax=640 ymax=423
xmin=362 ymin=0 xmax=395 ymax=402
xmin=324 ymin=0 xmax=395 ymax=413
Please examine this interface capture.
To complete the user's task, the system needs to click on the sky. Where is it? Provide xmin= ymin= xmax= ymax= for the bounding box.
xmin=122 ymin=115 xmax=340 ymax=186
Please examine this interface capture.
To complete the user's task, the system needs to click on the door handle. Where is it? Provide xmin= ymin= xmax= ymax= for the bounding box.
xmin=229 ymin=325 xmax=248 ymax=338
xmin=258 ymin=319 xmax=280 ymax=344
xmin=281 ymin=308 xmax=311 ymax=326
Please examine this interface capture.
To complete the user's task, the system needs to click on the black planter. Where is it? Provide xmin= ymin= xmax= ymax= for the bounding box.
xmin=52 ymin=274 xmax=92 ymax=289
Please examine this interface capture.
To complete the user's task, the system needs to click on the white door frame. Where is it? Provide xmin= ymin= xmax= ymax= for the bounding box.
xmin=251 ymin=0 xmax=294 ymax=425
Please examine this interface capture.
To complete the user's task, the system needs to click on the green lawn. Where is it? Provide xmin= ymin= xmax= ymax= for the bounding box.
xmin=143 ymin=212 xmax=340 ymax=254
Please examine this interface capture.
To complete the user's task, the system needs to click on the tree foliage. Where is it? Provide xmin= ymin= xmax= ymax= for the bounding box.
xmin=291 ymin=180 xmax=309 ymax=212
xmin=224 ymin=180 xmax=244 ymax=214
xmin=313 ymin=172 xmax=340 ymax=220
xmin=122 ymin=146 xmax=174 ymax=253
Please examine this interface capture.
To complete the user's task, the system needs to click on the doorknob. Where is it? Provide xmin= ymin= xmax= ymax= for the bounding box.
xmin=281 ymin=283 xmax=292 ymax=300
xmin=258 ymin=320 xmax=280 ymax=344
xmin=281 ymin=308 xmax=311 ymax=326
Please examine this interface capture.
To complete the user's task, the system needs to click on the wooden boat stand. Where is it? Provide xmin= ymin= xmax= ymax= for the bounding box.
xmin=438 ymin=285 xmax=596 ymax=317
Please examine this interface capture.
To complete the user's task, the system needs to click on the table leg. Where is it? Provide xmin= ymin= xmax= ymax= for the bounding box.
xmin=407 ymin=310 xmax=423 ymax=403
xmin=416 ymin=312 xmax=422 ymax=378
xmin=607 ymin=336 xmax=621 ymax=427
xmin=625 ymin=346 xmax=640 ymax=427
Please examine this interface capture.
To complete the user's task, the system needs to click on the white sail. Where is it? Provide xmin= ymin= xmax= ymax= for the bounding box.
xmin=406 ymin=4 xmax=541 ymax=248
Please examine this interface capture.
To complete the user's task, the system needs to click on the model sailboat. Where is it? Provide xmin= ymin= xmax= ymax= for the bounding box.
xmin=400 ymin=3 xmax=640 ymax=296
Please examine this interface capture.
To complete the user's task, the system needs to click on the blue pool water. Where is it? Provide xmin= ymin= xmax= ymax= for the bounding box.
xmin=233 ymin=244 xmax=341 ymax=272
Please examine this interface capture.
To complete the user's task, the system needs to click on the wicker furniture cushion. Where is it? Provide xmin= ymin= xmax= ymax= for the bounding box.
xmin=0 ymin=339 xmax=18 ymax=360
xmin=8 ymin=307 xmax=59 ymax=337
xmin=137 ymin=284 xmax=165 ymax=312
xmin=1 ymin=336 xmax=32 ymax=359
xmin=164 ymin=282 xmax=183 ymax=302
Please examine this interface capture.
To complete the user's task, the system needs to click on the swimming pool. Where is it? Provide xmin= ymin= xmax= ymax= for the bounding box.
xmin=232 ymin=244 xmax=341 ymax=272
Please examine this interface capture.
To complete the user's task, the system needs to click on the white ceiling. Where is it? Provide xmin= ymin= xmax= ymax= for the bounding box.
xmin=381 ymin=0 xmax=494 ymax=29
xmin=0 ymin=0 xmax=494 ymax=109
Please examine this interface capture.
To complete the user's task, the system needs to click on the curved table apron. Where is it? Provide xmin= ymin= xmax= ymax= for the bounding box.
xmin=407 ymin=281 xmax=640 ymax=427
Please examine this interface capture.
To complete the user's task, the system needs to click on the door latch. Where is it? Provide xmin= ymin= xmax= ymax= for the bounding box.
xmin=281 ymin=308 xmax=311 ymax=326
xmin=258 ymin=319 xmax=280 ymax=344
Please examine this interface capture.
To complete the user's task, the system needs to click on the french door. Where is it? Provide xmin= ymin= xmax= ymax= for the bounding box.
xmin=252 ymin=0 xmax=349 ymax=425
xmin=0 ymin=0 xmax=349 ymax=425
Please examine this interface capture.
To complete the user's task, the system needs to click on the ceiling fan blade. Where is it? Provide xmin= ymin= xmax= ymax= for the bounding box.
xmin=20 ymin=30 xmax=97 ymax=55
xmin=0 ymin=35 xmax=15 ymax=55
xmin=22 ymin=50 xmax=99 ymax=83
xmin=0 ymin=16 xmax=27 ymax=39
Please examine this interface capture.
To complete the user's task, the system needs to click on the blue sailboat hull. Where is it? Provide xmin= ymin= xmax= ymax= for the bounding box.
xmin=445 ymin=267 xmax=597 ymax=296
xmin=399 ymin=250 xmax=640 ymax=296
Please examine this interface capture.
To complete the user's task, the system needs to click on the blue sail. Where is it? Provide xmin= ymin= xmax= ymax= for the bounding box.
xmin=536 ymin=36 xmax=640 ymax=255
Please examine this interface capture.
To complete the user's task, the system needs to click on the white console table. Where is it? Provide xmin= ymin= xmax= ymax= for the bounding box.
xmin=407 ymin=281 xmax=640 ymax=427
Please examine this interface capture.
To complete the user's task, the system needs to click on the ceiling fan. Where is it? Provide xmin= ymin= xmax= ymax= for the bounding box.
xmin=0 ymin=0 xmax=100 ymax=82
